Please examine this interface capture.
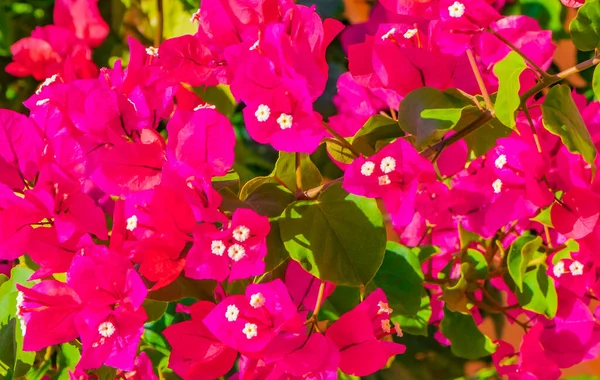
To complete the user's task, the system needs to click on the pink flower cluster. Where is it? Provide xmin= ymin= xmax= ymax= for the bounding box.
xmin=6 ymin=0 xmax=108 ymax=81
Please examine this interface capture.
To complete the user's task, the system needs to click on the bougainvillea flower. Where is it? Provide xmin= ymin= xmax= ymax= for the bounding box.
xmin=551 ymin=187 xmax=600 ymax=240
xmin=164 ymin=301 xmax=237 ymax=379
xmin=6 ymin=26 xmax=98 ymax=81
xmin=326 ymin=289 xmax=405 ymax=376
xmin=203 ymin=279 xmax=304 ymax=353
xmin=116 ymin=352 xmax=158 ymax=380
xmin=17 ymin=280 xmax=82 ymax=351
xmin=166 ymin=108 xmax=236 ymax=177
xmin=53 ymin=0 xmax=109 ymax=48
xmin=185 ymin=208 xmax=270 ymax=281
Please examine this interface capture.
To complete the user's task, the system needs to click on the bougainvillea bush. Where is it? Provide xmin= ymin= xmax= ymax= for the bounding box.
xmin=3 ymin=0 xmax=600 ymax=378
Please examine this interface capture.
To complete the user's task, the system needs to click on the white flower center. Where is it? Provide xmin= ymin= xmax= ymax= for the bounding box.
xmin=378 ymin=175 xmax=391 ymax=186
xmin=228 ymin=244 xmax=246 ymax=262
xmin=145 ymin=46 xmax=159 ymax=57
xmin=255 ymin=104 xmax=270 ymax=122
xmin=232 ymin=225 xmax=250 ymax=242
xmin=380 ymin=156 xmax=396 ymax=174
xmin=381 ymin=28 xmax=396 ymax=41
xmin=242 ymin=323 xmax=258 ymax=339
xmin=553 ymin=261 xmax=566 ymax=278
xmin=211 ymin=240 xmax=226 ymax=256
xmin=448 ymin=1 xmax=465 ymax=18
xmin=250 ymin=292 xmax=266 ymax=308
xmin=225 ymin=304 xmax=239 ymax=322
xmin=381 ymin=319 xmax=392 ymax=333
xmin=361 ymin=161 xmax=375 ymax=176
xmin=126 ymin=215 xmax=138 ymax=231
xmin=249 ymin=40 xmax=260 ymax=51
xmin=98 ymin=321 xmax=116 ymax=338
xmin=36 ymin=98 xmax=50 ymax=106
xmin=569 ymin=260 xmax=584 ymax=276
xmin=403 ymin=28 xmax=418 ymax=39
xmin=377 ymin=301 xmax=393 ymax=314
xmin=276 ymin=113 xmax=293 ymax=130
xmin=494 ymin=154 xmax=507 ymax=169
xmin=492 ymin=179 xmax=503 ymax=194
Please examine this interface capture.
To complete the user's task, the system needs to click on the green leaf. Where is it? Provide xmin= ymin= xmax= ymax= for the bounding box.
xmin=463 ymin=249 xmax=488 ymax=279
xmin=493 ymin=52 xmax=527 ymax=129
xmin=268 ymin=152 xmax=323 ymax=193
xmin=507 ymin=235 xmax=542 ymax=291
xmin=319 ymin=286 xmax=361 ymax=321
xmin=245 ymin=183 xmax=296 ymax=218
xmin=552 ymin=239 xmax=579 ymax=265
xmin=593 ymin=65 xmax=600 ymax=101
xmin=531 ymin=207 xmax=553 ymax=227
xmin=264 ymin=219 xmax=290 ymax=272
xmin=147 ymin=276 xmax=215 ymax=302
xmin=326 ymin=138 xmax=355 ymax=166
xmin=351 ymin=115 xmax=402 ymax=155
xmin=570 ymin=0 xmax=600 ymax=51
xmin=212 ymin=170 xmax=240 ymax=193
xmin=56 ymin=343 xmax=81 ymax=380
xmin=398 ymin=87 xmax=471 ymax=149
xmin=96 ymin=366 xmax=118 ymax=380
xmin=441 ymin=263 xmax=470 ymax=313
xmin=541 ymin=85 xmax=597 ymax=167
xmin=142 ymin=299 xmax=169 ymax=322
xmin=194 ymin=85 xmax=237 ymax=116
xmin=279 ymin=183 xmax=386 ymax=286
xmin=514 ymin=265 xmax=558 ymax=318
xmin=373 ymin=242 xmax=424 ymax=315
xmin=391 ymin=292 xmax=432 ymax=336
xmin=440 ymin=308 xmax=497 ymax=360
xmin=457 ymin=108 xmax=512 ymax=158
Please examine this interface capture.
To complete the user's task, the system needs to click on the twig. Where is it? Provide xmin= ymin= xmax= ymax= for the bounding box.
xmin=466 ymin=49 xmax=494 ymax=112
xmin=490 ymin=30 xmax=550 ymax=78
xmin=521 ymin=105 xmax=543 ymax=153
xmin=323 ymin=122 xmax=361 ymax=158
xmin=154 ymin=0 xmax=164 ymax=47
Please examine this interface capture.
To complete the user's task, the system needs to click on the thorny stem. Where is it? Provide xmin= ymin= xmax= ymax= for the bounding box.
xmin=323 ymin=122 xmax=361 ymax=158
xmin=490 ymin=30 xmax=550 ymax=78
xmin=466 ymin=49 xmax=494 ymax=112
xmin=154 ymin=0 xmax=164 ymax=47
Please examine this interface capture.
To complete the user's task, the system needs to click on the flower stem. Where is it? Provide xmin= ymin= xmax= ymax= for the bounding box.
xmin=154 ymin=0 xmax=164 ymax=47
xmin=323 ymin=122 xmax=361 ymax=158
xmin=490 ymin=30 xmax=550 ymax=78
xmin=466 ymin=49 xmax=494 ymax=112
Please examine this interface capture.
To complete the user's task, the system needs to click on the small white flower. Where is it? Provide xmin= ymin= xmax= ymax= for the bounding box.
xmin=381 ymin=28 xmax=396 ymax=41
xmin=211 ymin=240 xmax=226 ymax=256
xmin=36 ymin=98 xmax=50 ymax=106
xmin=553 ymin=261 xmax=566 ymax=278
xmin=403 ymin=28 xmax=418 ymax=39
xmin=98 ymin=321 xmax=116 ymax=338
xmin=226 ymin=304 xmax=239 ymax=322
xmin=448 ymin=1 xmax=466 ymax=18
xmin=242 ymin=323 xmax=258 ymax=339
xmin=378 ymin=175 xmax=391 ymax=186
xmin=277 ymin=113 xmax=293 ymax=130
xmin=380 ymin=156 xmax=396 ymax=174
xmin=361 ymin=161 xmax=375 ymax=176
xmin=492 ymin=179 xmax=503 ymax=194
xmin=190 ymin=9 xmax=201 ymax=23
xmin=228 ymin=244 xmax=246 ymax=262
xmin=377 ymin=301 xmax=393 ymax=315
xmin=194 ymin=103 xmax=216 ymax=110
xmin=494 ymin=154 xmax=507 ymax=169
xmin=249 ymin=40 xmax=260 ymax=51
xmin=255 ymin=104 xmax=271 ymax=122
xmin=145 ymin=46 xmax=159 ymax=57
xmin=126 ymin=215 xmax=138 ymax=231
xmin=233 ymin=225 xmax=251 ymax=242
xmin=36 ymin=74 xmax=58 ymax=94
xmin=381 ymin=319 xmax=392 ymax=333
xmin=250 ymin=293 xmax=266 ymax=308
xmin=569 ymin=260 xmax=584 ymax=276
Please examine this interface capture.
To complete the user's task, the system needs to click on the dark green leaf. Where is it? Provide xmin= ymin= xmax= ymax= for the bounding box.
xmin=442 ymin=263 xmax=470 ymax=313
xmin=142 ymin=299 xmax=169 ymax=322
xmin=507 ymin=235 xmax=542 ymax=291
xmin=319 ymin=286 xmax=361 ymax=321
xmin=463 ymin=249 xmax=488 ymax=279
xmin=391 ymin=292 xmax=432 ymax=337
xmin=493 ymin=52 xmax=527 ymax=129
xmin=398 ymin=87 xmax=471 ymax=149
xmin=264 ymin=219 xmax=290 ymax=272
xmin=279 ymin=183 xmax=386 ymax=286
xmin=458 ymin=108 xmax=512 ymax=158
xmin=440 ymin=308 xmax=497 ymax=360
xmin=212 ymin=170 xmax=240 ymax=192
xmin=514 ymin=265 xmax=558 ymax=318
xmin=542 ymin=85 xmax=596 ymax=167
xmin=245 ymin=183 xmax=296 ymax=218
xmin=147 ymin=276 xmax=215 ymax=302
xmin=570 ymin=0 xmax=600 ymax=51
xmin=351 ymin=115 xmax=402 ymax=155
xmin=373 ymin=242 xmax=424 ymax=315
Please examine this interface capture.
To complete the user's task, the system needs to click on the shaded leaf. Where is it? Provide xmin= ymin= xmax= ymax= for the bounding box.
xmin=440 ymin=308 xmax=497 ymax=360
xmin=570 ymin=0 xmax=600 ymax=51
xmin=507 ymin=235 xmax=542 ymax=291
